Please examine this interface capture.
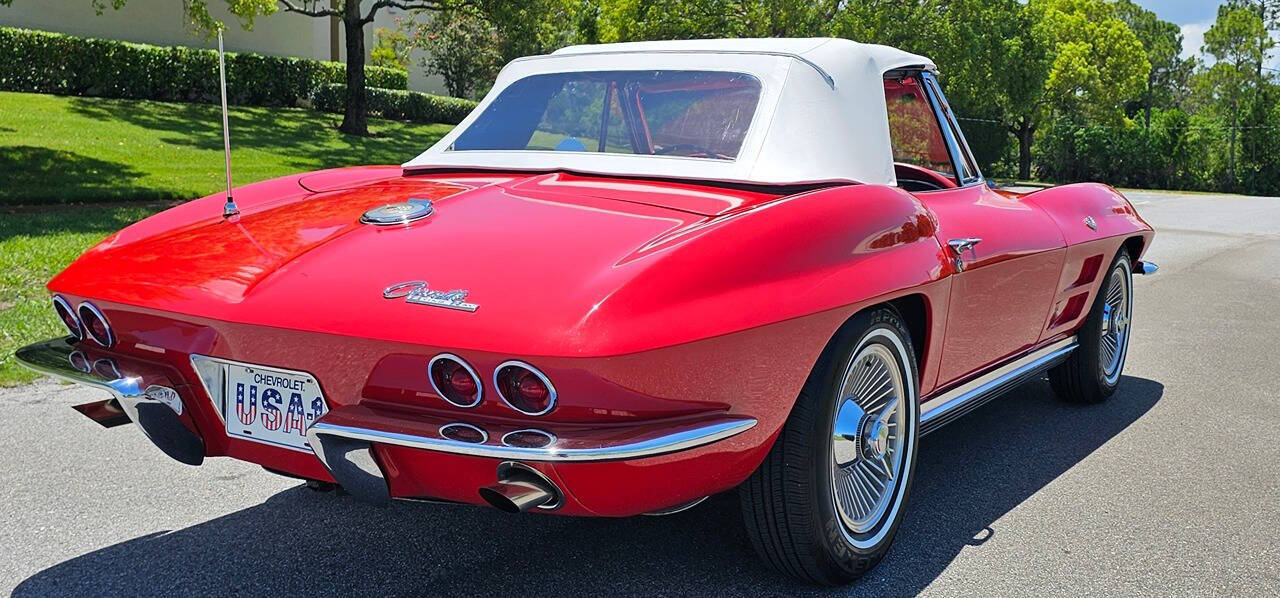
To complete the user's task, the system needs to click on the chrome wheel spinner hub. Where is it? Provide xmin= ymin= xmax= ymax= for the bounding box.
xmin=863 ymin=413 xmax=891 ymax=461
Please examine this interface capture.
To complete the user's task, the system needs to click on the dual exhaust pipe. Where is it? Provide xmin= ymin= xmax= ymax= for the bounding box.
xmin=478 ymin=462 xmax=562 ymax=513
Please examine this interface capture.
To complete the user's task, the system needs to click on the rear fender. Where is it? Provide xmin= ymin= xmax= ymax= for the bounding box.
xmin=587 ymin=183 xmax=952 ymax=414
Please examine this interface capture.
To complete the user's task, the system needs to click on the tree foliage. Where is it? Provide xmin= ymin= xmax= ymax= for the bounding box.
xmin=410 ymin=8 xmax=503 ymax=99
xmin=1198 ymin=5 xmax=1274 ymax=186
xmin=598 ymin=0 xmax=837 ymax=41
xmin=4 ymin=0 xmax=1279 ymax=194
xmin=1115 ymin=0 xmax=1193 ymax=128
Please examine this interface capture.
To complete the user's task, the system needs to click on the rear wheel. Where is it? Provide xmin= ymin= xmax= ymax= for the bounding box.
xmin=1050 ymin=251 xmax=1133 ymax=403
xmin=740 ymin=307 xmax=919 ymax=585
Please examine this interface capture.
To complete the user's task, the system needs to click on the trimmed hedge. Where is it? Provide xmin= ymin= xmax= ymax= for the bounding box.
xmin=312 ymin=83 xmax=477 ymax=125
xmin=0 ymin=27 xmax=407 ymax=106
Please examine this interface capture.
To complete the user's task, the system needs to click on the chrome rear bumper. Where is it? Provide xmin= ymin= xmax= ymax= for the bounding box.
xmin=15 ymin=337 xmax=205 ymax=465
xmin=306 ymin=406 xmax=756 ymax=504
xmin=307 ymin=415 xmax=756 ymax=463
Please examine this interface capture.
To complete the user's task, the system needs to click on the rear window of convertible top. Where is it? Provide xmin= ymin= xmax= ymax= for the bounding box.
xmin=450 ymin=70 xmax=763 ymax=161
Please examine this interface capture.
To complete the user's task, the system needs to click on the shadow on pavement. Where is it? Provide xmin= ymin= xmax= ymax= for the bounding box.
xmin=14 ymin=377 xmax=1162 ymax=596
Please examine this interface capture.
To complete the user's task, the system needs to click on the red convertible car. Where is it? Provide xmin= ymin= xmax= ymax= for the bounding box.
xmin=18 ymin=38 xmax=1155 ymax=585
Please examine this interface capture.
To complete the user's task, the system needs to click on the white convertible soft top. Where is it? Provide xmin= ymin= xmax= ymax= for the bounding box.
xmin=403 ymin=38 xmax=934 ymax=187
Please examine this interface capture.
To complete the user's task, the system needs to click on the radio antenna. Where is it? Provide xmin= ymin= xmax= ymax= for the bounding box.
xmin=217 ymin=30 xmax=239 ymax=218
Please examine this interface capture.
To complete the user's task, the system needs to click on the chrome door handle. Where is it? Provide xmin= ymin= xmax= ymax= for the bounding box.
xmin=947 ymin=238 xmax=982 ymax=272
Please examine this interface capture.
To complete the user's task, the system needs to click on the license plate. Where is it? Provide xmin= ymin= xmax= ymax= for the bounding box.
xmin=223 ymin=363 xmax=327 ymax=452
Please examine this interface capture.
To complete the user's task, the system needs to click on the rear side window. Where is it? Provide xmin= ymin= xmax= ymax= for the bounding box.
xmin=452 ymin=70 xmax=762 ymax=160
xmin=883 ymin=76 xmax=955 ymax=178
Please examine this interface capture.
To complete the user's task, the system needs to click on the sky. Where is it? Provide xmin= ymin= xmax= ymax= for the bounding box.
xmin=1131 ymin=0 xmax=1279 ymax=68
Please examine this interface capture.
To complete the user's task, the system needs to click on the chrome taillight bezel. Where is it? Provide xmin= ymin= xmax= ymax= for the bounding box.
xmin=52 ymin=295 xmax=83 ymax=340
xmin=493 ymin=360 xmax=557 ymax=416
xmin=77 ymin=301 xmax=115 ymax=348
xmin=428 ymin=353 xmax=483 ymax=408
xmin=501 ymin=428 xmax=557 ymax=448
xmin=438 ymin=422 xmax=488 ymax=444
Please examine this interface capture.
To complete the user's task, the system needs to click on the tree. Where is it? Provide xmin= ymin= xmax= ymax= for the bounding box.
xmin=1114 ymin=0 xmax=1190 ymax=129
xmin=0 ymin=0 xmax=471 ymax=136
xmin=598 ymin=0 xmax=838 ymax=41
xmin=1229 ymin=0 xmax=1280 ymax=79
xmin=1201 ymin=5 xmax=1272 ymax=186
xmin=988 ymin=0 xmax=1149 ymax=180
xmin=1227 ymin=0 xmax=1280 ymax=170
xmin=828 ymin=0 xmax=942 ymax=53
xmin=189 ymin=1 xmax=475 ymax=137
xmin=371 ymin=25 xmax=412 ymax=70
xmin=410 ymin=7 xmax=502 ymax=99
xmin=929 ymin=0 xmax=1046 ymax=177
xmin=402 ymin=0 xmax=576 ymax=99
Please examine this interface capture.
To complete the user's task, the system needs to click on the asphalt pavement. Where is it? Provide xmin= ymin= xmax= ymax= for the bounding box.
xmin=1 ymin=190 xmax=1277 ymax=596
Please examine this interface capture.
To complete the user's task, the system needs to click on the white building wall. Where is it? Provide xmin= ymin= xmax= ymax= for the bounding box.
xmin=0 ymin=0 xmax=446 ymax=94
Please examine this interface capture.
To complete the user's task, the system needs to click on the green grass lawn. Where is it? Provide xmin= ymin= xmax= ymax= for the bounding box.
xmin=0 ymin=204 xmax=164 ymax=386
xmin=0 ymin=91 xmax=457 ymax=385
xmin=0 ymin=91 xmax=455 ymax=204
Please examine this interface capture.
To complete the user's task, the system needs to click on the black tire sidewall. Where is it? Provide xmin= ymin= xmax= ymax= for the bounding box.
xmin=1080 ymin=253 xmax=1133 ymax=395
xmin=810 ymin=309 xmax=920 ymax=573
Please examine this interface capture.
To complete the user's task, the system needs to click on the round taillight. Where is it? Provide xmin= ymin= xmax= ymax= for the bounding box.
xmin=77 ymin=302 xmax=114 ymax=348
xmin=428 ymin=354 xmax=482 ymax=408
xmin=52 ymin=296 xmax=82 ymax=340
xmin=494 ymin=361 xmax=556 ymax=416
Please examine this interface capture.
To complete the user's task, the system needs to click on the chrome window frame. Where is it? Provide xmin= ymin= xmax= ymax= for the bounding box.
xmin=919 ymin=70 xmax=985 ymax=188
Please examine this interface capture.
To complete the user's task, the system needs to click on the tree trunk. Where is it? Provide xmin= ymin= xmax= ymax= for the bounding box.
xmin=1143 ymin=76 xmax=1153 ymax=131
xmin=1016 ymin=119 xmax=1035 ymax=180
xmin=339 ymin=3 xmax=368 ymax=137
xmin=1228 ymin=98 xmax=1238 ymax=188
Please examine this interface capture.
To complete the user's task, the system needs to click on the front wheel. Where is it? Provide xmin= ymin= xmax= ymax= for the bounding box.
xmin=1050 ymin=251 xmax=1133 ymax=403
xmin=740 ymin=307 xmax=919 ymax=586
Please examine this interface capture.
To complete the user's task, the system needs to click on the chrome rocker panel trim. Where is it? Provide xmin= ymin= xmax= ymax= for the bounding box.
xmin=919 ymin=337 xmax=1078 ymax=435
xmin=306 ymin=416 xmax=757 ymax=464
xmin=15 ymin=337 xmax=205 ymax=465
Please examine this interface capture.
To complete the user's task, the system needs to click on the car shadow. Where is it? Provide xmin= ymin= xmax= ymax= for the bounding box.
xmin=0 ymin=146 xmax=176 ymax=207
xmin=14 ymin=376 xmax=1162 ymax=596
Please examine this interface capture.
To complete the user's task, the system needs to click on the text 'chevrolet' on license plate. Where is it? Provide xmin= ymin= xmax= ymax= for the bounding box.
xmin=224 ymin=364 xmax=327 ymax=452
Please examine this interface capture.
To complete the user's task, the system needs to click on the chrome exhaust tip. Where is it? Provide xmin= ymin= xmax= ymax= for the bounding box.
xmin=478 ymin=462 xmax=562 ymax=513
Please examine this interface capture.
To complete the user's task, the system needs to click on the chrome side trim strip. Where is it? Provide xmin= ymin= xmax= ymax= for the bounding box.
xmin=643 ymin=496 xmax=709 ymax=516
xmin=920 ymin=337 xmax=1078 ymax=435
xmin=307 ymin=416 xmax=756 ymax=463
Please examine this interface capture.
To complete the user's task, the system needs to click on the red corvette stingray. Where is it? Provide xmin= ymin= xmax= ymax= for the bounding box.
xmin=17 ymin=38 xmax=1155 ymax=585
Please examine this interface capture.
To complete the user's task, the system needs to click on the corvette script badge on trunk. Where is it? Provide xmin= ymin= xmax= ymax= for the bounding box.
xmin=382 ymin=281 xmax=479 ymax=312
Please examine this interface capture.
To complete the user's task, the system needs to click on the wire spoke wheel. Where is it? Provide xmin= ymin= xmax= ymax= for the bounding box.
xmin=1098 ymin=262 xmax=1132 ymax=385
xmin=830 ymin=343 xmax=907 ymax=537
